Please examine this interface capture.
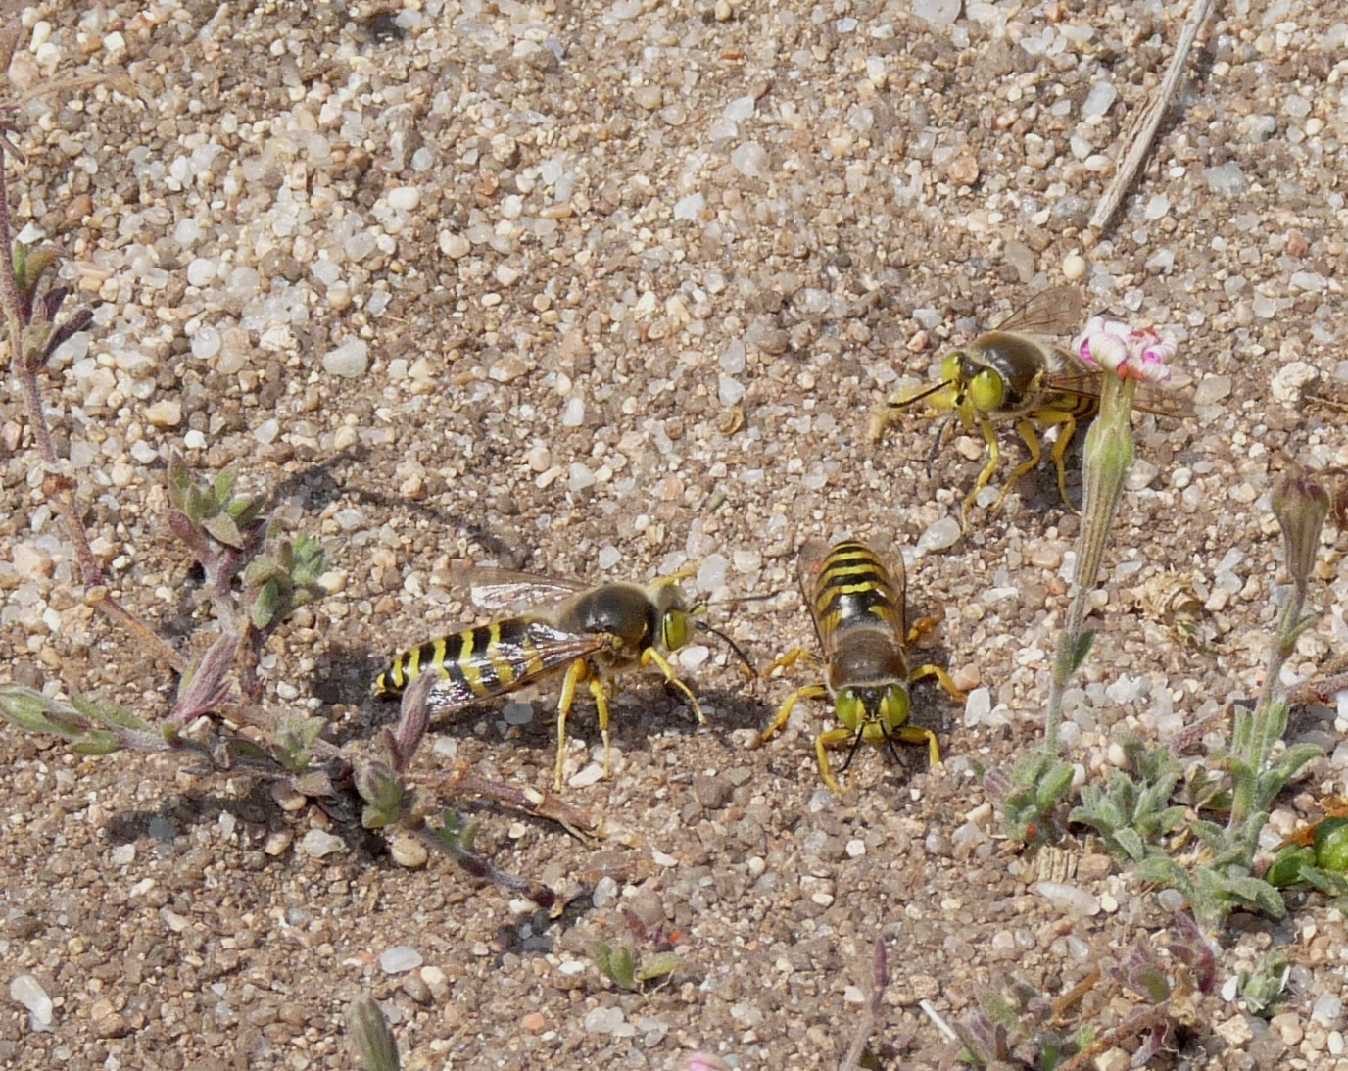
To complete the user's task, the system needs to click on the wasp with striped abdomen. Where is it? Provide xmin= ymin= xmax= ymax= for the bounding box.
xmin=751 ymin=539 xmax=964 ymax=793
xmin=372 ymin=562 xmax=750 ymax=790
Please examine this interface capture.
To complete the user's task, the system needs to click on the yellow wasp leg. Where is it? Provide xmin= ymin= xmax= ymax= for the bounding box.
xmin=910 ymin=662 xmax=966 ymax=703
xmin=894 ymin=723 xmax=942 ymax=769
xmin=992 ymin=418 xmax=1045 ymax=513
xmin=961 ymin=415 xmax=1001 ymax=524
xmin=763 ymin=646 xmax=818 ymax=678
xmin=1041 ymin=409 xmax=1080 ymax=509
xmin=640 ymin=647 xmax=705 ymax=725
xmin=589 ymin=676 xmax=613 ymax=779
xmin=650 ymin=561 xmax=699 ymax=591
xmin=816 ymin=726 xmax=856 ymax=794
xmin=752 ymin=682 xmax=829 ymax=749
xmin=554 ymin=658 xmax=590 ymax=791
xmin=905 ymin=616 xmax=941 ymax=646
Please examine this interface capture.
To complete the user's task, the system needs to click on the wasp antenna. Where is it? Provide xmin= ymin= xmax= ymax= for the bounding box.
xmin=705 ymin=590 xmax=784 ymax=607
xmin=892 ymin=377 xmax=955 ymax=411
xmin=838 ymin=724 xmax=868 ymax=775
xmin=696 ymin=621 xmax=756 ymax=680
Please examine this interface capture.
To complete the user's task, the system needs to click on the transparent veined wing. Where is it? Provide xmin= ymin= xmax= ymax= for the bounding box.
xmin=991 ymin=286 xmax=1083 ymax=337
xmin=449 ymin=561 xmax=591 ymax=613
xmin=1042 ymin=370 xmax=1195 ymax=420
xmin=379 ymin=617 xmax=618 ymax=710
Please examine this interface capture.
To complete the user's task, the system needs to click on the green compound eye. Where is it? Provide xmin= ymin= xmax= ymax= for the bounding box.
xmin=835 ymin=688 xmax=864 ymax=731
xmin=969 ymin=368 xmax=1006 ymax=412
xmin=660 ymin=609 xmax=692 ymax=651
xmin=939 ymin=352 xmax=962 ymax=381
xmin=879 ymin=684 xmax=910 ymax=729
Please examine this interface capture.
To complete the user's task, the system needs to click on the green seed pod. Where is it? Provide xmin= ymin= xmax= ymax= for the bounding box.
xmin=1267 ymin=845 xmax=1316 ymax=888
xmin=1313 ymin=817 xmax=1348 ymax=873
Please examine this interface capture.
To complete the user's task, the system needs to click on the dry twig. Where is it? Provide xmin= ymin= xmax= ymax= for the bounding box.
xmin=839 ymin=936 xmax=889 ymax=1071
xmin=1087 ymin=0 xmax=1215 ymax=236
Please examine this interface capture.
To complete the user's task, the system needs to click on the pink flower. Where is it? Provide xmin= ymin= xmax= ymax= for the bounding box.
xmin=1072 ymin=316 xmax=1175 ymax=382
xmin=685 ymin=1054 xmax=731 ymax=1071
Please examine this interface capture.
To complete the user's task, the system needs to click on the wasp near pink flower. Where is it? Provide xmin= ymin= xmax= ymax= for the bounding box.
xmin=870 ymin=287 xmax=1191 ymax=523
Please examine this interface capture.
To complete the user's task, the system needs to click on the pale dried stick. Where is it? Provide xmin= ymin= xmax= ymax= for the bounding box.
xmin=1087 ymin=0 xmax=1214 ymax=236
xmin=839 ymin=936 xmax=888 ymax=1071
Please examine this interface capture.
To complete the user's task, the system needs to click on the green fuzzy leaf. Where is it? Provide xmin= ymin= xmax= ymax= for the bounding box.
xmin=1112 ymin=827 xmax=1146 ymax=862
xmin=226 ymin=494 xmax=261 ymax=525
xmin=213 ymin=468 xmax=238 ymax=506
xmin=1267 ymin=846 xmax=1315 ymax=888
xmin=1222 ymin=875 xmax=1286 ymax=919
xmin=1133 ymin=966 xmax=1172 ymax=1004
xmin=72 ymin=730 xmax=123 ymax=755
xmin=1134 ymin=854 xmax=1192 ymax=896
xmin=1035 ymin=760 xmax=1075 ymax=811
xmin=251 ymin=578 xmax=281 ymax=630
xmin=0 ymin=685 xmax=66 ymax=734
xmin=1190 ymin=819 xmax=1228 ymax=852
xmin=348 ymin=994 xmax=401 ymax=1071
xmin=203 ymin=511 xmax=245 ymax=549
xmin=242 ymin=556 xmax=281 ymax=588
xmin=1299 ymin=865 xmax=1348 ymax=898
xmin=634 ymin=952 xmax=683 ymax=983
xmin=591 ymin=943 xmax=638 ymax=991
xmin=70 ymin=694 xmax=151 ymax=732
xmin=1068 ymin=630 xmax=1096 ymax=675
xmin=274 ymin=714 xmax=324 ymax=772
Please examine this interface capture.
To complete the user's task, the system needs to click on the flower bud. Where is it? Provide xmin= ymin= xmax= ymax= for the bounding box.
xmin=1272 ymin=466 xmax=1330 ymax=585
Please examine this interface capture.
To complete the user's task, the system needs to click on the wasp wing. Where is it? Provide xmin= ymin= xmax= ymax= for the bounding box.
xmin=415 ymin=621 xmax=617 ymax=715
xmin=991 ymin=286 xmax=1083 ymax=337
xmin=450 ymin=561 xmax=591 ymax=613
xmin=1042 ymin=370 xmax=1194 ymax=420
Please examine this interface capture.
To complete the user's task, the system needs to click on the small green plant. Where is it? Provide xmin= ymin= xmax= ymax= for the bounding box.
xmin=589 ymin=941 xmax=683 ymax=992
xmin=1237 ymin=951 xmax=1290 ymax=1018
xmin=588 ymin=903 xmax=686 ymax=992
xmin=951 ymin=912 xmax=1213 ymax=1070
xmin=1070 ymin=737 xmax=1185 ymax=863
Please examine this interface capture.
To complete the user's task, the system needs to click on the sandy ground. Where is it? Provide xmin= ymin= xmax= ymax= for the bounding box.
xmin=2 ymin=0 xmax=1347 ymax=1068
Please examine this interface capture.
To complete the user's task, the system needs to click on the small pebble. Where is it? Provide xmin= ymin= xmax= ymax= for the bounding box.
xmin=300 ymin=829 xmax=345 ymax=858
xmin=1062 ymin=253 xmax=1086 ymax=281
xmin=10 ymin=974 xmax=53 ymax=1031
xmin=323 ymin=339 xmax=369 ymax=378
xmin=390 ymin=833 xmax=429 ymax=869
xmin=1030 ymin=881 xmax=1100 ymax=917
xmin=569 ymin=762 xmax=605 ymax=788
xmin=146 ymin=400 xmax=182 ymax=428
xmin=380 ymin=947 xmax=424 ymax=975
xmin=916 ymin=516 xmax=961 ymax=556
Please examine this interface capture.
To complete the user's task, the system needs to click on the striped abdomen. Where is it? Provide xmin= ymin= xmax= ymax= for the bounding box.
xmin=372 ymin=616 xmax=584 ymax=709
xmin=808 ymin=541 xmax=904 ymax=649
xmin=1038 ymin=389 xmax=1099 ymax=420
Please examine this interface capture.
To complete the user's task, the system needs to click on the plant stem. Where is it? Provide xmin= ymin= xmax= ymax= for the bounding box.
xmin=1227 ymin=581 xmax=1308 ymax=830
xmin=2 ymin=146 xmax=181 ymax=674
xmin=1045 ymin=374 xmax=1136 ymax=750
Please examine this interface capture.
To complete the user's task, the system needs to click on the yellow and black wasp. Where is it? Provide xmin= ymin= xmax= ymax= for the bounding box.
xmin=372 ymin=562 xmax=749 ymax=790
xmin=751 ymin=539 xmax=964 ymax=793
xmin=869 ymin=286 xmax=1189 ymax=520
